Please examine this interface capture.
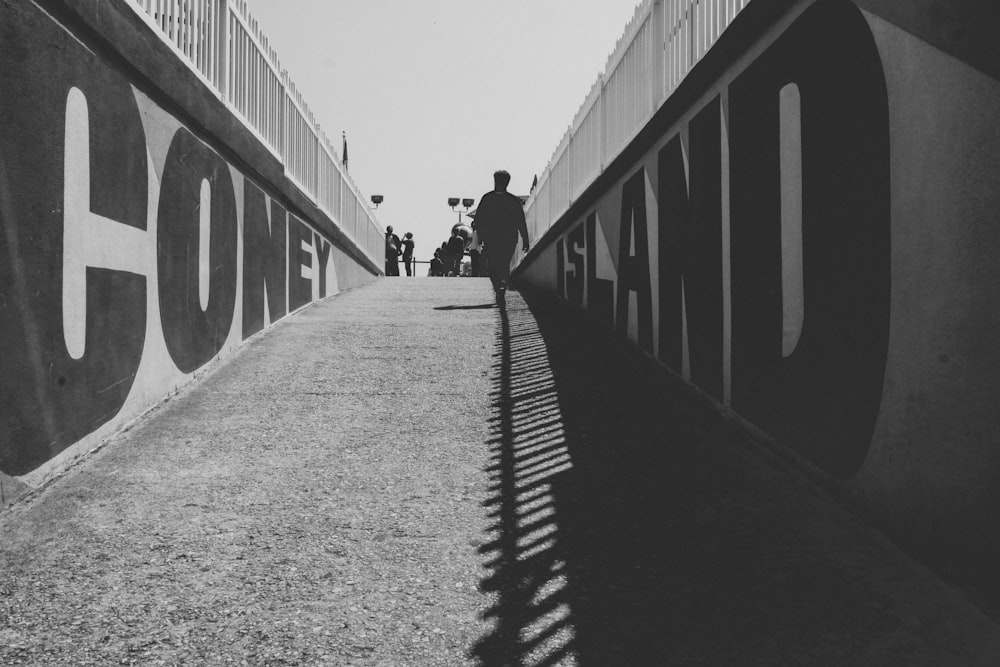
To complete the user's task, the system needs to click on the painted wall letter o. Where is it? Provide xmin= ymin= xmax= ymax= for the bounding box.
xmin=157 ymin=128 xmax=238 ymax=373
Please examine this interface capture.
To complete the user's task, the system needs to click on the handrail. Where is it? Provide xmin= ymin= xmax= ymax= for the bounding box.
xmin=524 ymin=0 xmax=752 ymax=247
xmin=123 ymin=0 xmax=384 ymax=267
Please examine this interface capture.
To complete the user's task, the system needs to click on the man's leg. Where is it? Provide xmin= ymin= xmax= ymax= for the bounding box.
xmin=482 ymin=235 xmax=515 ymax=298
xmin=492 ymin=245 xmax=514 ymax=289
xmin=479 ymin=238 xmax=498 ymax=291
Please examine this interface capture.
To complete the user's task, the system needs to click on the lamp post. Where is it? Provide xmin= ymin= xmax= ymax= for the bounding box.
xmin=448 ymin=197 xmax=475 ymax=226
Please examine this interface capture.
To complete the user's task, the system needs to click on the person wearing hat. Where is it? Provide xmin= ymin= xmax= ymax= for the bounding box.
xmin=472 ymin=170 xmax=529 ymax=305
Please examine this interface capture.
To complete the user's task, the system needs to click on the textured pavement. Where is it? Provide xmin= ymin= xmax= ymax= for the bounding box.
xmin=2 ymin=277 xmax=1000 ymax=666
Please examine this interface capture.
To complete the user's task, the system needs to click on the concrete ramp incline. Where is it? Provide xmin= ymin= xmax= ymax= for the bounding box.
xmin=1 ymin=278 xmax=998 ymax=665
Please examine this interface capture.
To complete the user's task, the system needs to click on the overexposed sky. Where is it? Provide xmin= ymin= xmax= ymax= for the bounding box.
xmin=247 ymin=0 xmax=642 ymax=261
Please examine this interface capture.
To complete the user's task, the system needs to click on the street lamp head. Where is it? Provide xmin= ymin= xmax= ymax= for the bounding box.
xmin=370 ymin=194 xmax=383 ymax=208
xmin=462 ymin=198 xmax=475 ymax=209
xmin=447 ymin=197 xmax=460 ymax=208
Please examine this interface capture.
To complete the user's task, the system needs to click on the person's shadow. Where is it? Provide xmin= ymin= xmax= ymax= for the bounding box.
xmin=434 ymin=304 xmax=495 ymax=311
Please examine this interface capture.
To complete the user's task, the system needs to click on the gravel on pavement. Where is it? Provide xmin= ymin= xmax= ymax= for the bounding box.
xmin=1 ymin=276 xmax=1000 ymax=666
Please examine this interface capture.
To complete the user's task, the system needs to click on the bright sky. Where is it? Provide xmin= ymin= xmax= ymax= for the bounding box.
xmin=246 ymin=0 xmax=642 ymax=262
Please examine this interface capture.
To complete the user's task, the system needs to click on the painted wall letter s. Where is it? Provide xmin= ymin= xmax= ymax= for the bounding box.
xmin=566 ymin=223 xmax=586 ymax=307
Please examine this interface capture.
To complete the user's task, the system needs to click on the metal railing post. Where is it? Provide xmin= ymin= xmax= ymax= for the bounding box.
xmin=652 ymin=0 xmax=666 ymax=111
xmin=217 ymin=0 xmax=229 ymax=103
xmin=598 ymin=73 xmax=608 ymax=174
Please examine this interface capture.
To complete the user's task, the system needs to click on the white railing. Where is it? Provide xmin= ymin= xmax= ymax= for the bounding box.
xmin=124 ymin=0 xmax=383 ymax=267
xmin=283 ymin=77 xmax=319 ymax=196
xmin=524 ymin=0 xmax=751 ymax=245
xmin=227 ymin=1 xmax=283 ymax=156
xmin=131 ymin=0 xmax=225 ymax=90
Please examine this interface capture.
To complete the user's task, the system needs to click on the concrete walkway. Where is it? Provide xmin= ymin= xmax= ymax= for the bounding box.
xmin=2 ymin=277 xmax=1000 ymax=666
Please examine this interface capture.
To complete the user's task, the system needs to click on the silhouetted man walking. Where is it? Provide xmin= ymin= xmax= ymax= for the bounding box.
xmin=473 ymin=170 xmax=529 ymax=306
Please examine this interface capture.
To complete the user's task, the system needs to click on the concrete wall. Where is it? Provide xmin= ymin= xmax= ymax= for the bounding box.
xmin=0 ymin=0 xmax=378 ymax=492
xmin=515 ymin=0 xmax=1000 ymax=600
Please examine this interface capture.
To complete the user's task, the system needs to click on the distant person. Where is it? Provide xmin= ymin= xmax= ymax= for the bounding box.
xmin=401 ymin=232 xmax=415 ymax=276
xmin=430 ymin=249 xmax=444 ymax=277
xmin=438 ymin=240 xmax=451 ymax=274
xmin=469 ymin=246 xmax=481 ymax=277
xmin=473 ymin=170 xmax=529 ymax=304
xmin=385 ymin=226 xmax=401 ymax=276
xmin=472 ymin=228 xmax=489 ymax=277
xmin=446 ymin=232 xmax=466 ymax=277
xmin=468 ymin=225 xmax=483 ymax=277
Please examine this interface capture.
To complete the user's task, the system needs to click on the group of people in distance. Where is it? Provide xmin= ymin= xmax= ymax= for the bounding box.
xmin=384 ymin=170 xmax=530 ymax=306
xmin=429 ymin=224 xmax=474 ymax=278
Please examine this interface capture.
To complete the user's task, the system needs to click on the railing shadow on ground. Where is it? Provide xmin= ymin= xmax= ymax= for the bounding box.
xmin=466 ymin=287 xmax=929 ymax=667
xmin=468 ymin=287 xmax=731 ymax=666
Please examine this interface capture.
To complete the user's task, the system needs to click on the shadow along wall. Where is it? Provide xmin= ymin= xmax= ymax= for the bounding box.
xmin=515 ymin=0 xmax=1000 ymax=600
xmin=0 ymin=0 xmax=378 ymax=488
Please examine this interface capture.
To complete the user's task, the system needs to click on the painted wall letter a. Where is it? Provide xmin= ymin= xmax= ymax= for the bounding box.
xmin=616 ymin=168 xmax=653 ymax=353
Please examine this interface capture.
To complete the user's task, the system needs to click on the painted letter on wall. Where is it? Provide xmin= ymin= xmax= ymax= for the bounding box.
xmin=587 ymin=213 xmax=615 ymax=328
xmin=565 ymin=223 xmax=586 ymax=307
xmin=157 ymin=128 xmax=238 ymax=374
xmin=0 ymin=13 xmax=147 ymax=474
xmin=243 ymin=181 xmax=288 ymax=339
xmin=288 ymin=214 xmax=314 ymax=312
xmin=728 ymin=0 xmax=890 ymax=478
xmin=658 ymin=97 xmax=725 ymax=399
xmin=616 ymin=169 xmax=653 ymax=353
